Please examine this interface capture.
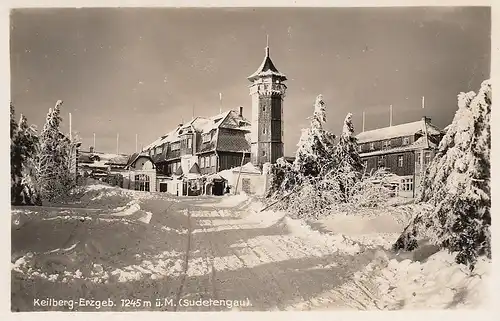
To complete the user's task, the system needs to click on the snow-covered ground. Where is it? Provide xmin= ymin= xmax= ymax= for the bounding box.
xmin=10 ymin=184 xmax=491 ymax=311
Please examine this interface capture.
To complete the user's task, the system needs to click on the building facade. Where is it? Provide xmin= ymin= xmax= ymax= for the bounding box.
xmin=355 ymin=117 xmax=445 ymax=197
xmin=248 ymin=44 xmax=287 ymax=167
xmin=143 ymin=109 xmax=252 ymax=182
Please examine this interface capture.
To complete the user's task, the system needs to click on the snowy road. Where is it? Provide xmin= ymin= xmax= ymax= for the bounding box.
xmin=114 ymin=196 xmax=384 ymax=311
xmin=11 ymin=194 xmax=385 ymax=311
xmin=13 ymin=191 xmax=487 ymax=312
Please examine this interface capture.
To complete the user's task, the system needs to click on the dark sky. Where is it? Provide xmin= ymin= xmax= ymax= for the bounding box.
xmin=10 ymin=7 xmax=490 ymax=156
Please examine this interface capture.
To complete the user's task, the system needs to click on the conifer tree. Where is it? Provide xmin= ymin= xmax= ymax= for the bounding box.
xmin=10 ymin=104 xmax=40 ymax=204
xmin=330 ymin=113 xmax=363 ymax=202
xmin=293 ymin=95 xmax=336 ymax=180
xmin=394 ymin=79 xmax=491 ymax=270
xmin=38 ymin=100 xmax=74 ymax=201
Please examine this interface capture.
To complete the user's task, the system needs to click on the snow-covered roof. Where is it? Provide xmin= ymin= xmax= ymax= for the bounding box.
xmin=234 ymin=162 xmax=262 ymax=174
xmin=356 ymin=119 xmax=443 ymax=144
xmin=143 ymin=109 xmax=250 ymax=152
xmin=359 ymin=136 xmax=439 ymax=157
xmin=248 ymin=47 xmax=287 ymax=82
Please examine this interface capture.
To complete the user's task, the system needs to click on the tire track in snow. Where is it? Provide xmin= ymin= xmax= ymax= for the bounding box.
xmin=212 ymin=207 xmax=307 ymax=310
xmin=173 ymin=208 xmax=192 ymax=312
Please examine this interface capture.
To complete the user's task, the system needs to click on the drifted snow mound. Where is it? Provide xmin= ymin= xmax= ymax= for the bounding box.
xmin=101 ymin=200 xmax=153 ymax=224
xmin=283 ymin=216 xmax=361 ymax=255
xmin=85 ymin=184 xmax=115 ymax=192
xmin=199 ymin=192 xmax=250 ymax=208
xmin=375 ymin=251 xmax=491 ymax=309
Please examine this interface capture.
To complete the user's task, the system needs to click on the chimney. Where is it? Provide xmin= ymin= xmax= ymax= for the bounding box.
xmin=239 ymin=106 xmax=243 ymax=117
xmin=90 ymin=146 xmax=94 ymax=153
xmin=422 ymin=116 xmax=431 ymax=123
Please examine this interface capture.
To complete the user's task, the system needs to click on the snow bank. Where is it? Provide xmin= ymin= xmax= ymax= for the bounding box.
xmin=375 ymin=251 xmax=491 ymax=309
xmin=318 ymin=212 xmax=404 ymax=235
xmin=284 ymin=217 xmax=361 ymax=255
xmin=85 ymin=184 xmax=115 ymax=192
xmin=199 ymin=193 xmax=249 ymax=208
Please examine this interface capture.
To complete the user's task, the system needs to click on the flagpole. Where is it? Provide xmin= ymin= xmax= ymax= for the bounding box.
xmin=389 ymin=104 xmax=393 ymax=127
xmin=69 ymin=112 xmax=72 ymax=140
xmin=362 ymin=111 xmax=365 ymax=132
xmin=93 ymin=133 xmax=96 ymax=151
xmin=135 ymin=134 xmax=138 ymax=153
xmin=116 ymin=133 xmax=119 ymax=154
xmin=219 ymin=93 xmax=222 ymax=114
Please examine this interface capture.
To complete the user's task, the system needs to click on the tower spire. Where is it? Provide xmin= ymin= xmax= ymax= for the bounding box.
xmin=266 ymin=34 xmax=269 ymax=56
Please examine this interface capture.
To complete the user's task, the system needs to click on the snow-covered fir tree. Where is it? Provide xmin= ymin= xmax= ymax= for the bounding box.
xmin=394 ymin=79 xmax=491 ymax=270
xmin=328 ymin=113 xmax=364 ymax=202
xmin=293 ymin=95 xmax=336 ymax=180
xmin=37 ymin=100 xmax=75 ymax=201
xmin=10 ymin=104 xmax=40 ymax=205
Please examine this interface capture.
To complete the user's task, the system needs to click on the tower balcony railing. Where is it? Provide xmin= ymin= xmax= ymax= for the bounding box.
xmin=249 ymin=83 xmax=287 ymax=96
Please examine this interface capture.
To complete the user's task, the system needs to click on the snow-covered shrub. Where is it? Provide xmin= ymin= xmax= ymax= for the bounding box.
xmin=350 ymin=169 xmax=394 ymax=208
xmin=267 ymin=157 xmax=298 ymax=198
xmin=285 ymin=179 xmax=335 ymax=219
xmin=394 ymin=79 xmax=491 ymax=270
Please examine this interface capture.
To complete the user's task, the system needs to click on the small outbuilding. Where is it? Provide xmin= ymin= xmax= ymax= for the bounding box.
xmin=123 ymin=153 xmax=157 ymax=192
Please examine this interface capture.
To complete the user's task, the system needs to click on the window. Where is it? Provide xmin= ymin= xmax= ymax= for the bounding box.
xmin=211 ymin=155 xmax=217 ymax=169
xmin=201 ymin=157 xmax=205 ymax=168
xmin=358 ymin=145 xmax=363 ymax=153
xmin=403 ymin=137 xmax=410 ymax=145
xmin=401 ymin=178 xmax=413 ymax=191
xmin=202 ymin=133 xmax=211 ymax=143
xmin=370 ymin=143 xmax=375 ymax=150
xmin=416 ymin=153 xmax=421 ymax=165
xmin=262 ymin=106 xmax=266 ymax=112
xmin=187 ymin=138 xmax=192 ymax=149
xmin=398 ymin=155 xmax=404 ymax=167
xmin=171 ymin=142 xmax=180 ymax=151
xmin=206 ymin=156 xmax=211 ymax=167
xmin=262 ymin=150 xmax=266 ymax=156
xmin=383 ymin=140 xmax=390 ymax=149
xmin=378 ymin=156 xmax=385 ymax=168
xmin=263 ymin=128 xmax=266 ymax=134
xmin=134 ymin=174 xmax=150 ymax=192
xmin=363 ymin=160 xmax=368 ymax=168
xmin=424 ymin=152 xmax=431 ymax=165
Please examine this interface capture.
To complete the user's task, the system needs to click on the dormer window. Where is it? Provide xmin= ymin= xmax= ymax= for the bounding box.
xmin=202 ymin=133 xmax=211 ymax=143
xmin=358 ymin=145 xmax=362 ymax=153
xmin=403 ymin=137 xmax=410 ymax=145
xmin=383 ymin=140 xmax=391 ymax=149
xmin=370 ymin=143 xmax=375 ymax=150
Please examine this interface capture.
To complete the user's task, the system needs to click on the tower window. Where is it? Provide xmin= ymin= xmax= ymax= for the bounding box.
xmin=262 ymin=106 xmax=266 ymax=112
xmin=263 ymin=128 xmax=266 ymax=134
xmin=262 ymin=150 xmax=266 ymax=156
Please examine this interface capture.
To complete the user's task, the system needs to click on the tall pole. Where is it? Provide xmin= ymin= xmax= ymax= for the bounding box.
xmin=116 ymin=133 xmax=119 ymax=154
xmin=135 ymin=134 xmax=138 ymax=153
xmin=93 ymin=133 xmax=96 ymax=151
xmin=362 ymin=111 xmax=365 ymax=132
xmin=389 ymin=104 xmax=393 ymax=127
xmin=422 ymin=96 xmax=425 ymax=109
xmin=219 ymin=92 xmax=222 ymax=114
xmin=69 ymin=112 xmax=72 ymax=141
